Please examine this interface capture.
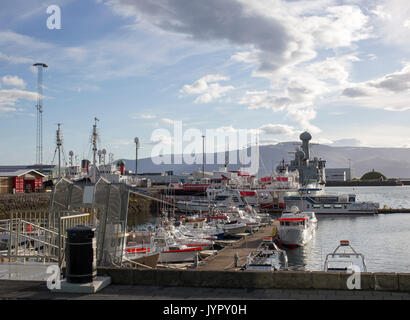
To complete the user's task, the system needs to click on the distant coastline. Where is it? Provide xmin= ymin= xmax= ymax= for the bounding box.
xmin=325 ymin=179 xmax=409 ymax=187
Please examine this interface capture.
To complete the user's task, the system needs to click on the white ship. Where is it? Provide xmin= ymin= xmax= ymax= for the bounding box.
xmin=278 ymin=206 xmax=317 ymax=246
xmin=284 ymin=190 xmax=379 ymax=215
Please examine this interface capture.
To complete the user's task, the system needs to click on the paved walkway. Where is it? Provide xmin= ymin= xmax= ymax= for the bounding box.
xmin=198 ymin=225 xmax=276 ymax=271
xmin=1 ymin=280 xmax=409 ymax=300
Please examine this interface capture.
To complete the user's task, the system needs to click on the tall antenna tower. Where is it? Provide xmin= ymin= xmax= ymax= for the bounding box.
xmin=51 ymin=123 xmax=65 ymax=178
xmin=33 ymin=63 xmax=48 ymax=167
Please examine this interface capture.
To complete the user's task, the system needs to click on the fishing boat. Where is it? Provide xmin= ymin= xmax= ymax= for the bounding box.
xmin=123 ymin=247 xmax=160 ymax=268
xmin=278 ymin=206 xmax=317 ymax=246
xmin=151 ymin=234 xmax=203 ymax=263
xmin=324 ymin=240 xmax=367 ymax=272
xmin=245 ymin=237 xmax=288 ymax=271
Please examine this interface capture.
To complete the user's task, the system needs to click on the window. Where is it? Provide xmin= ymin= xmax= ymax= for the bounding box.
xmin=334 ymin=204 xmax=342 ymax=208
xmin=323 ymin=204 xmax=331 ymax=208
xmin=313 ymin=204 xmax=321 ymax=209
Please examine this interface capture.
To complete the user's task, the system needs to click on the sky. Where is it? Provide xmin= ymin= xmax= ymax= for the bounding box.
xmin=1 ymin=0 xmax=410 ymax=166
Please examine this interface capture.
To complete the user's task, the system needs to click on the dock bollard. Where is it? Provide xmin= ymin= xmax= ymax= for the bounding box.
xmin=234 ymin=252 xmax=239 ymax=268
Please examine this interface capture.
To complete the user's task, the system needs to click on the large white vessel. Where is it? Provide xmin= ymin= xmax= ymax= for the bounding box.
xmin=278 ymin=207 xmax=317 ymax=246
xmin=284 ymin=190 xmax=379 ymax=215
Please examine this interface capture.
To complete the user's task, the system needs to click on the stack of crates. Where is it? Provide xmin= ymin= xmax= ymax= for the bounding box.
xmin=13 ymin=177 xmax=24 ymax=193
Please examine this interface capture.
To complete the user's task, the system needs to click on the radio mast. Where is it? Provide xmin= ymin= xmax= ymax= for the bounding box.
xmin=33 ymin=63 xmax=48 ymax=169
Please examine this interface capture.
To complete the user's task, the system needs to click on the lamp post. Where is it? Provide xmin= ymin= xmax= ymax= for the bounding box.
xmin=202 ymin=135 xmax=205 ymax=179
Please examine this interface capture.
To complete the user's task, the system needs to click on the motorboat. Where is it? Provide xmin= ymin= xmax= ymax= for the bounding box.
xmin=324 ymin=240 xmax=367 ymax=272
xmin=222 ymin=207 xmax=261 ymax=233
xmin=166 ymin=227 xmax=214 ymax=250
xmin=278 ymin=206 xmax=317 ymax=246
xmin=207 ymin=215 xmax=247 ymax=237
xmin=245 ymin=237 xmax=288 ymax=271
xmin=151 ymin=234 xmax=203 ymax=263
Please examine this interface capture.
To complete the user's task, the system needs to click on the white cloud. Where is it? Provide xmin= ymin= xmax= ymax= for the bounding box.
xmin=180 ymin=74 xmax=234 ymax=104
xmin=0 ymin=52 xmax=33 ymax=64
xmin=0 ymin=89 xmax=37 ymax=109
xmin=161 ymin=118 xmax=175 ymax=125
xmin=139 ymin=114 xmax=156 ymax=119
xmin=259 ymin=124 xmax=295 ymax=135
xmin=369 ymin=0 xmax=410 ymax=48
xmin=1 ymin=75 xmax=26 ymax=89
xmin=342 ymin=63 xmax=410 ymax=111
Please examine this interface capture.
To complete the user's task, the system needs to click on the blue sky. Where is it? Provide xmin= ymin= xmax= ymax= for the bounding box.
xmin=1 ymin=0 xmax=410 ymax=165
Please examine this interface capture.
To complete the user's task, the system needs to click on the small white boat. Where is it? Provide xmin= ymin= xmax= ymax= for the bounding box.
xmin=222 ymin=207 xmax=261 ymax=233
xmin=245 ymin=237 xmax=288 ymax=271
xmin=324 ymin=240 xmax=367 ymax=272
xmin=278 ymin=206 xmax=317 ymax=246
xmin=151 ymin=234 xmax=203 ymax=263
xmin=218 ymin=219 xmax=247 ymax=236
xmin=167 ymin=228 xmax=214 ymax=250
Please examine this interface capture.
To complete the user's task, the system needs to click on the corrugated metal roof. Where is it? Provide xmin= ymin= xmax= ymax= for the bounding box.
xmin=0 ymin=169 xmax=46 ymax=178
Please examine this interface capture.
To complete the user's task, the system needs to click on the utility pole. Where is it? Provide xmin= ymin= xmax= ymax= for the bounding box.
xmin=134 ymin=137 xmax=140 ymax=176
xmin=33 ymin=63 xmax=48 ymax=170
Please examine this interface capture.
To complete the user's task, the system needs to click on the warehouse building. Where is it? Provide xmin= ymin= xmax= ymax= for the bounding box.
xmin=0 ymin=169 xmax=46 ymax=194
xmin=325 ymin=168 xmax=354 ymax=182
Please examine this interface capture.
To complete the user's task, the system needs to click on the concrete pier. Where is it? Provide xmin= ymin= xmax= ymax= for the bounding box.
xmin=198 ymin=225 xmax=276 ymax=271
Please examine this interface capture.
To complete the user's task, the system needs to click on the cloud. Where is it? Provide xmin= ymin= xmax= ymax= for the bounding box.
xmin=161 ymin=118 xmax=175 ymax=125
xmin=138 ymin=114 xmax=156 ymax=119
xmin=0 ymin=89 xmax=38 ymax=109
xmin=259 ymin=124 xmax=295 ymax=135
xmin=331 ymin=138 xmax=362 ymax=147
xmin=105 ymin=0 xmax=318 ymax=74
xmin=180 ymin=74 xmax=234 ymax=104
xmin=1 ymin=75 xmax=26 ymax=89
xmin=286 ymin=107 xmax=321 ymax=134
xmin=342 ymin=63 xmax=410 ymax=111
xmin=342 ymin=87 xmax=372 ymax=97
xmin=369 ymin=0 xmax=410 ymax=48
xmin=0 ymin=52 xmax=33 ymax=64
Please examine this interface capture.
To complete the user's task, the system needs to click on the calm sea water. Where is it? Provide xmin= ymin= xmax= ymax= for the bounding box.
xmin=286 ymin=186 xmax=410 ymax=272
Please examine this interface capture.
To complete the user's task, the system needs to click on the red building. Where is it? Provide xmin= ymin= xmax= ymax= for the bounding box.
xmin=0 ymin=169 xmax=46 ymax=194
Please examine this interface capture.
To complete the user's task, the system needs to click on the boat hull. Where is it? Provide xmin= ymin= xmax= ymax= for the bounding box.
xmin=158 ymin=247 xmax=202 ymax=263
xmin=279 ymin=228 xmax=312 ymax=247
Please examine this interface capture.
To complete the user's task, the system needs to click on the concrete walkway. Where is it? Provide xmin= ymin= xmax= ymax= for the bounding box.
xmin=1 ymin=280 xmax=409 ymax=300
xmin=198 ymin=225 xmax=276 ymax=271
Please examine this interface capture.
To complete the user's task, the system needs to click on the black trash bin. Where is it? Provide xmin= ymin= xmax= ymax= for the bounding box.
xmin=65 ymin=225 xmax=97 ymax=283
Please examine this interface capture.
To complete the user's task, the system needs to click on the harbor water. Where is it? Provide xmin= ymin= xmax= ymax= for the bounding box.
xmin=286 ymin=186 xmax=410 ymax=272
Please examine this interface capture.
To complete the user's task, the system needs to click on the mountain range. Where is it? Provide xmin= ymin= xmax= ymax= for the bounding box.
xmin=120 ymin=142 xmax=410 ymax=179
